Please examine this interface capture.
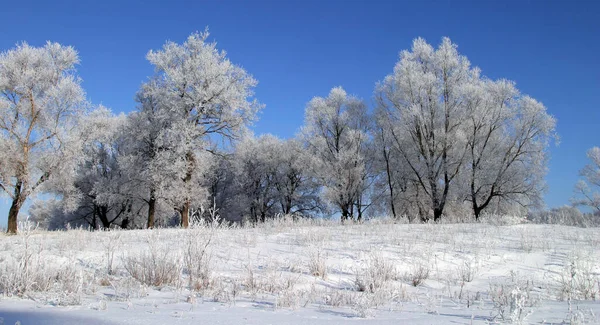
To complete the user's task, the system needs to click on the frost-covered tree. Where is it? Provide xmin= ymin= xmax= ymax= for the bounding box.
xmin=30 ymin=108 xmax=139 ymax=230
xmin=376 ymin=37 xmax=555 ymax=221
xmin=69 ymin=108 xmax=132 ymax=229
xmin=302 ymin=87 xmax=372 ymax=222
xmin=0 ymin=42 xmax=87 ymax=234
xmin=233 ymin=134 xmax=322 ymax=223
xmin=271 ymin=138 xmax=323 ymax=217
xmin=462 ymin=79 xmax=555 ymax=219
xmin=233 ymin=135 xmax=279 ymax=223
xmin=120 ymin=81 xmax=188 ymax=228
xmin=376 ymin=38 xmax=472 ymax=221
xmin=572 ymin=147 xmax=600 ymax=213
xmin=145 ymin=30 xmax=261 ymax=228
xmin=373 ymin=110 xmax=428 ymax=221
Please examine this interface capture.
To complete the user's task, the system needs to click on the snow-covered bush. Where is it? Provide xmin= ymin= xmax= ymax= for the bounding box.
xmin=122 ymin=233 xmax=182 ymax=287
xmin=489 ymin=271 xmax=540 ymax=323
xmin=183 ymin=223 xmax=217 ymax=291
xmin=355 ymin=252 xmax=398 ymax=293
xmin=405 ymin=260 xmax=431 ymax=287
xmin=457 ymin=258 xmax=480 ymax=283
xmin=307 ymin=245 xmax=328 ymax=279
xmin=0 ymin=224 xmax=84 ymax=305
xmin=556 ymin=252 xmax=599 ymax=301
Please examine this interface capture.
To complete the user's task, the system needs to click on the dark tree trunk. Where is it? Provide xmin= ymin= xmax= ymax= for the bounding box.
xmin=7 ymin=191 xmax=23 ymax=234
xmin=98 ymin=206 xmax=111 ymax=229
xmin=383 ymin=147 xmax=397 ymax=219
xmin=180 ymin=201 xmax=190 ymax=228
xmin=7 ymin=180 xmax=26 ymax=234
xmin=433 ymin=207 xmax=443 ymax=222
xmin=120 ymin=217 xmax=130 ymax=229
xmin=474 ymin=206 xmax=483 ymax=221
xmin=341 ymin=205 xmax=350 ymax=223
xmin=147 ymin=189 xmax=156 ymax=229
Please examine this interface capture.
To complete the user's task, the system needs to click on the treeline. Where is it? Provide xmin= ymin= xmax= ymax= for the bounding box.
xmin=1 ymin=31 xmax=579 ymax=233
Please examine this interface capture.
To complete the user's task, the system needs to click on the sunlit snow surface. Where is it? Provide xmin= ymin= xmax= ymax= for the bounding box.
xmin=1 ymin=220 xmax=598 ymax=324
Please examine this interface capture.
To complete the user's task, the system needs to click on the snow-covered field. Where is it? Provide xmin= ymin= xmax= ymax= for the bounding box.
xmin=0 ymin=218 xmax=599 ymax=324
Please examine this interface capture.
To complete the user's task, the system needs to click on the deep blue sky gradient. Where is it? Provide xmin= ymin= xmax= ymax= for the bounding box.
xmin=1 ymin=0 xmax=599 ymax=225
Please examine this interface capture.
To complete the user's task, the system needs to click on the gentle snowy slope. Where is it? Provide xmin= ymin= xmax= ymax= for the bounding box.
xmin=1 ymin=219 xmax=599 ymax=324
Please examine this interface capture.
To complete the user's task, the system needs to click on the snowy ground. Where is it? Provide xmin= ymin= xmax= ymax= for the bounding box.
xmin=0 ymin=218 xmax=599 ymax=324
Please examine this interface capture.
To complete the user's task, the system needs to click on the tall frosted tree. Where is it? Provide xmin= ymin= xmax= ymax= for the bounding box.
xmin=302 ymin=87 xmax=372 ymax=222
xmin=145 ymin=30 xmax=261 ymax=227
xmin=374 ymin=108 xmax=425 ymax=221
xmin=572 ymin=147 xmax=600 ymax=213
xmin=377 ymin=37 xmax=555 ymax=221
xmin=462 ymin=79 xmax=555 ymax=219
xmin=121 ymin=80 xmax=187 ymax=228
xmin=0 ymin=42 xmax=86 ymax=234
xmin=376 ymin=38 xmax=472 ymax=221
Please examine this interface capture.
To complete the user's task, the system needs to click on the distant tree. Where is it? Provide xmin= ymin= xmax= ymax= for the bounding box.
xmin=233 ymin=135 xmax=279 ymax=223
xmin=233 ymin=134 xmax=323 ymax=223
xmin=0 ymin=42 xmax=87 ymax=234
xmin=302 ymin=87 xmax=372 ymax=222
xmin=572 ymin=147 xmax=600 ymax=213
xmin=272 ymin=138 xmax=323 ymax=217
xmin=145 ymin=30 xmax=261 ymax=228
xmin=528 ymin=205 xmax=593 ymax=227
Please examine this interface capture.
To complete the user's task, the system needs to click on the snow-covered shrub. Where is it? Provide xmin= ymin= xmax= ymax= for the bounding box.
xmin=122 ymin=233 xmax=182 ymax=287
xmin=351 ymin=292 xmax=376 ymax=318
xmin=556 ymin=253 xmax=599 ymax=301
xmin=355 ymin=252 xmax=397 ymax=293
xmin=489 ymin=271 xmax=539 ymax=323
xmin=103 ymin=232 xmax=121 ymax=275
xmin=323 ymin=288 xmax=356 ymax=307
xmin=308 ymin=246 xmax=328 ymax=279
xmin=405 ymin=260 xmax=430 ymax=287
xmin=0 ymin=223 xmax=84 ymax=305
xmin=183 ymin=226 xmax=215 ymax=291
xmin=109 ymin=277 xmax=148 ymax=301
xmin=457 ymin=258 xmax=480 ymax=283
xmin=276 ymin=287 xmax=311 ymax=309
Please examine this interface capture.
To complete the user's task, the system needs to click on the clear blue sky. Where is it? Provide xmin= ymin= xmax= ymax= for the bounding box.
xmin=1 ymin=0 xmax=599 ymax=226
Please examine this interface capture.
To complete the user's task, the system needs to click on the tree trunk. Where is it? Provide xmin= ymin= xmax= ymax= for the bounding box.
xmin=97 ymin=206 xmax=110 ymax=229
xmin=433 ymin=207 xmax=443 ymax=222
xmin=7 ymin=180 xmax=25 ymax=234
xmin=341 ymin=206 xmax=349 ymax=223
xmin=181 ymin=200 xmax=190 ymax=228
xmin=147 ymin=190 xmax=156 ymax=229
xmin=383 ymin=149 xmax=397 ymax=219
xmin=7 ymin=197 xmax=22 ymax=234
xmin=474 ymin=206 xmax=482 ymax=221
xmin=180 ymin=151 xmax=194 ymax=229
